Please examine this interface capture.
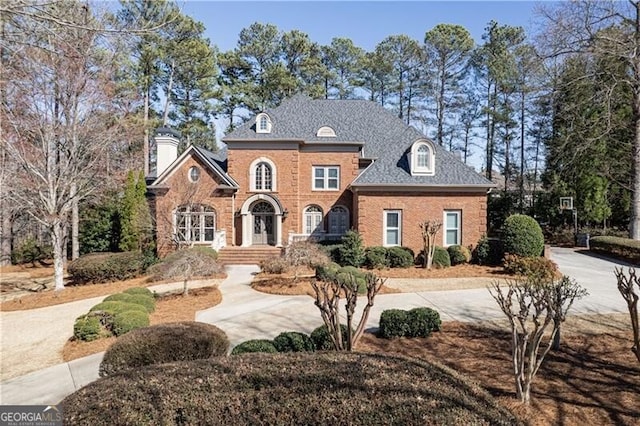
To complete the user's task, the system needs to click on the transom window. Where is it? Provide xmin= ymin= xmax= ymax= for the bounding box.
xmin=255 ymin=162 xmax=272 ymax=191
xmin=328 ymin=206 xmax=349 ymax=235
xmin=383 ymin=210 xmax=402 ymax=247
xmin=304 ymin=205 xmax=324 ymax=235
xmin=313 ymin=166 xmax=339 ymax=190
xmin=444 ymin=210 xmax=461 ymax=246
xmin=175 ymin=204 xmax=216 ymax=243
xmin=410 ymin=140 xmax=435 ymax=176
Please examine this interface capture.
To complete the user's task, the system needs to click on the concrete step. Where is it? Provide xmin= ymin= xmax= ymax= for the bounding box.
xmin=218 ymin=247 xmax=283 ymax=265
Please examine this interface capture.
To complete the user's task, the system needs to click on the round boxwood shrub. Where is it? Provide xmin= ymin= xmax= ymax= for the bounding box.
xmin=315 ymin=261 xmax=340 ymax=282
xmin=502 ymin=214 xmax=544 ymax=258
xmin=122 ymin=287 xmax=154 ymax=298
xmin=379 ymin=309 xmax=409 ymax=338
xmin=364 ymin=246 xmax=389 ymax=269
xmin=73 ymin=315 xmax=101 ymax=341
xmin=406 ymin=307 xmax=441 ymax=337
xmin=99 ymin=322 xmax=229 ymax=377
xmin=386 ymin=246 xmax=414 ymax=268
xmin=447 ymin=245 xmax=471 ymax=266
xmin=103 ymin=293 xmax=155 ymax=313
xmin=112 ymin=310 xmax=149 ymax=337
xmin=273 ymin=331 xmax=315 ymax=353
xmin=67 ymin=251 xmax=146 ymax=284
xmin=231 ymin=339 xmax=278 ymax=355
xmin=432 ymin=247 xmax=451 ymax=268
xmin=336 ymin=266 xmax=366 ymax=294
xmin=310 ymin=324 xmax=350 ymax=350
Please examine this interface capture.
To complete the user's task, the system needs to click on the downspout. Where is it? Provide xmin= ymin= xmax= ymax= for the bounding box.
xmin=232 ymin=191 xmax=236 ymax=246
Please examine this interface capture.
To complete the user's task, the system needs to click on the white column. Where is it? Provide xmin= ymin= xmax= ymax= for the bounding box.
xmin=241 ymin=214 xmax=251 ymax=247
xmin=275 ymin=215 xmax=283 ymax=247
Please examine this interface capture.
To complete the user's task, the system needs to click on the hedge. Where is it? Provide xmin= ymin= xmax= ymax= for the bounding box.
xmin=272 ymin=331 xmax=315 ymax=353
xmin=386 ymin=246 xmax=414 ymax=268
xmin=231 ymin=339 xmax=278 ymax=355
xmin=68 ymin=251 xmax=146 ymax=284
xmin=590 ymin=236 xmax=640 ymax=263
xmin=122 ymin=287 xmax=154 ymax=298
xmin=379 ymin=307 xmax=441 ymax=339
xmin=111 ymin=310 xmax=149 ymax=337
xmin=103 ymin=293 xmax=156 ymax=313
xmin=73 ymin=315 xmax=102 ymax=341
xmin=99 ymin=322 xmax=229 ymax=377
xmin=364 ymin=246 xmax=389 ymax=269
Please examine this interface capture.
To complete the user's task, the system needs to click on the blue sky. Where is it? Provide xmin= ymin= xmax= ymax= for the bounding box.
xmin=180 ymin=1 xmax=543 ymax=52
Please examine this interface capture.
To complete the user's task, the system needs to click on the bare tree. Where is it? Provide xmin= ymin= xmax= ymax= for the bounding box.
xmin=311 ymin=272 xmax=385 ymax=351
xmin=148 ymin=248 xmax=223 ymax=295
xmin=284 ymin=241 xmax=328 ymax=282
xmin=489 ymin=275 xmax=587 ymax=404
xmin=614 ymin=267 xmax=640 ymax=363
xmin=419 ymin=219 xmax=442 ymax=269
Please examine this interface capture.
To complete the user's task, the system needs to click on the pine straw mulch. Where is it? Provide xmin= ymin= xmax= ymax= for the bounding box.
xmin=0 ymin=262 xmax=55 ymax=278
xmin=251 ymin=274 xmax=400 ymax=297
xmin=358 ymin=314 xmax=640 ymax=426
xmin=0 ymin=273 xmax=226 ymax=312
xmin=379 ymin=263 xmax=509 ymax=278
xmin=61 ymin=286 xmax=222 ymax=362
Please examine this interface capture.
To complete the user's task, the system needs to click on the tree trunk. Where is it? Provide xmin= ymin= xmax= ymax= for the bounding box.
xmin=144 ymin=89 xmax=150 ymax=176
xmin=71 ymin=184 xmax=79 ymax=260
xmin=0 ymin=207 xmax=12 ymax=266
xmin=162 ymin=59 xmax=175 ymax=126
xmin=437 ymin=65 xmax=446 ymax=146
xmin=632 ymin=2 xmax=640 ymax=240
xmin=519 ymin=90 xmax=526 ymax=212
xmin=52 ymin=221 xmax=65 ymax=290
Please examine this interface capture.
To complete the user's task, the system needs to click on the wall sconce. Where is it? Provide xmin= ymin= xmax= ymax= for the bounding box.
xmin=282 ymin=209 xmax=289 ymax=220
xmin=234 ymin=209 xmax=241 ymax=218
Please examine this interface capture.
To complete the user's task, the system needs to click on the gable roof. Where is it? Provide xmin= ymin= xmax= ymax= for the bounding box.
xmin=224 ymin=94 xmax=493 ymax=189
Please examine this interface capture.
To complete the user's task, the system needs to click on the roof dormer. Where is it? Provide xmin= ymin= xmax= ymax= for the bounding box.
xmin=256 ymin=113 xmax=272 ymax=134
xmin=316 ymin=126 xmax=336 ymax=138
xmin=410 ymin=139 xmax=435 ymax=176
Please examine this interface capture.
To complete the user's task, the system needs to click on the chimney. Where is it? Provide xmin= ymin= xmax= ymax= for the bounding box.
xmin=154 ymin=127 xmax=181 ymax=177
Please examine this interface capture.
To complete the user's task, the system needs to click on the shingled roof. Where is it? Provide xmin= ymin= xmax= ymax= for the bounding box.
xmin=223 ymin=94 xmax=493 ymax=188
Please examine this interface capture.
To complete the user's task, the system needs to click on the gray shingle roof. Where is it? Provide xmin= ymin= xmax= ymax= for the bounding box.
xmin=223 ymin=94 xmax=493 ymax=188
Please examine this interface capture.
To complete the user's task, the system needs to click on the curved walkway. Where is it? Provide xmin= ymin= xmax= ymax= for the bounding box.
xmin=0 ymin=247 xmax=632 ymax=405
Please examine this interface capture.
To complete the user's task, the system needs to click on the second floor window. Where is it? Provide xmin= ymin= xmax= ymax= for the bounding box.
xmin=313 ymin=166 xmax=339 ymax=190
xmin=255 ymin=162 xmax=273 ymax=191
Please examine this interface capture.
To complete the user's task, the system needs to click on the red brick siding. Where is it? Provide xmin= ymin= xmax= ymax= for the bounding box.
xmin=355 ymin=191 xmax=487 ymax=254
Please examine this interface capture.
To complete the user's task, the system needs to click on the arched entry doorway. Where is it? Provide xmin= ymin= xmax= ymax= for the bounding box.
xmin=251 ymin=201 xmax=275 ymax=245
xmin=239 ymin=194 xmax=284 ymax=247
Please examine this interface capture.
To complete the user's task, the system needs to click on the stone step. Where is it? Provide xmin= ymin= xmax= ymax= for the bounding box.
xmin=218 ymin=247 xmax=282 ymax=265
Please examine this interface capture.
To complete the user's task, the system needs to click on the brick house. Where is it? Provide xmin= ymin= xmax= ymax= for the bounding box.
xmin=148 ymin=95 xmax=494 ymax=260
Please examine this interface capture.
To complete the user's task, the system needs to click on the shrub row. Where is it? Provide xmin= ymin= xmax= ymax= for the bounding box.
xmin=364 ymin=246 xmax=414 ymax=269
xmin=73 ymin=287 xmax=155 ymax=341
xmin=379 ymin=307 xmax=441 ymax=339
xmin=68 ymin=251 xmax=146 ymax=284
xmin=590 ymin=236 xmax=640 ymax=263
xmin=502 ymin=254 xmax=558 ymax=280
xmin=232 ymin=326 xmax=350 ymax=355
xmin=99 ymin=322 xmax=229 ymax=377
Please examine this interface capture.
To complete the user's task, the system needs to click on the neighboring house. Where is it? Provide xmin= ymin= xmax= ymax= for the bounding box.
xmin=148 ymin=94 xmax=494 ymax=258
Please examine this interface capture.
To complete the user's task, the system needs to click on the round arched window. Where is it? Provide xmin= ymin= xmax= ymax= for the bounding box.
xmin=189 ymin=166 xmax=200 ymax=182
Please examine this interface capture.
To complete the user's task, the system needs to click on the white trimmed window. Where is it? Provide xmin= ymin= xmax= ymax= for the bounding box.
xmin=249 ymin=157 xmax=277 ymax=192
xmin=304 ymin=205 xmax=324 ymax=235
xmin=316 ymin=126 xmax=336 ymax=137
xmin=256 ymin=113 xmax=272 ymax=133
xmin=175 ymin=204 xmax=216 ymax=243
xmin=328 ymin=206 xmax=349 ymax=235
xmin=410 ymin=140 xmax=435 ymax=176
xmin=444 ymin=210 xmax=461 ymax=246
xmin=313 ymin=166 xmax=339 ymax=190
xmin=383 ymin=210 xmax=402 ymax=247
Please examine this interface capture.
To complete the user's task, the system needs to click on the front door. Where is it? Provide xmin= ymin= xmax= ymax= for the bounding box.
xmin=251 ymin=201 xmax=275 ymax=245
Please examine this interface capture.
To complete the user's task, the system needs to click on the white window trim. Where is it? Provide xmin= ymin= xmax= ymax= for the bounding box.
xmin=174 ymin=205 xmax=216 ymax=243
xmin=383 ymin=210 xmax=402 ymax=247
xmin=303 ymin=205 xmax=324 ymax=235
xmin=410 ymin=139 xmax=435 ymax=176
xmin=312 ymin=166 xmax=340 ymax=191
xmin=443 ymin=210 xmax=461 ymax=247
xmin=249 ymin=157 xmax=277 ymax=192
xmin=316 ymin=126 xmax=336 ymax=137
xmin=256 ymin=113 xmax=272 ymax=134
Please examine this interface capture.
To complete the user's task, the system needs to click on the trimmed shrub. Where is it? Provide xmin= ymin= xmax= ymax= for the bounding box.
xmin=122 ymin=287 xmax=154 ymax=298
xmin=502 ymin=214 xmax=545 ymax=257
xmin=447 ymin=245 xmax=471 ymax=266
xmin=432 ymin=246 xmax=451 ymax=268
xmin=503 ymin=254 xmax=558 ymax=280
xmin=231 ymin=339 xmax=278 ymax=355
xmin=338 ymin=230 xmax=365 ymax=267
xmin=68 ymin=251 xmax=146 ymax=284
xmin=111 ymin=310 xmax=149 ymax=337
xmin=103 ymin=293 xmax=155 ymax=313
xmin=336 ymin=266 xmax=366 ymax=294
xmin=89 ymin=301 xmax=148 ymax=316
xmin=406 ymin=308 xmax=441 ymax=337
xmin=99 ymin=322 xmax=229 ymax=377
xmin=73 ymin=315 xmax=101 ymax=341
xmin=315 ymin=261 xmax=340 ymax=282
xmin=387 ymin=246 xmax=414 ymax=268
xmin=310 ymin=324 xmax=350 ymax=350
xmin=273 ymin=331 xmax=315 ymax=353
xmin=260 ymin=257 xmax=289 ymax=274
xmin=379 ymin=309 xmax=409 ymax=338
xmin=590 ymin=235 xmax=640 ymax=263
xmin=364 ymin=246 xmax=389 ymax=269
xmin=473 ymin=236 xmax=503 ymax=266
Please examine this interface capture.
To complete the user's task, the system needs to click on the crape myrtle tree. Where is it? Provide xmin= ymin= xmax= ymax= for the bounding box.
xmin=2 ymin=1 xmax=130 ymax=289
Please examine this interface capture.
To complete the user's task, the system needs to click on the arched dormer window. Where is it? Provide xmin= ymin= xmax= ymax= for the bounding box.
xmin=316 ymin=126 xmax=336 ymax=137
xmin=249 ymin=157 xmax=277 ymax=192
xmin=256 ymin=113 xmax=272 ymax=134
xmin=410 ymin=139 xmax=435 ymax=176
